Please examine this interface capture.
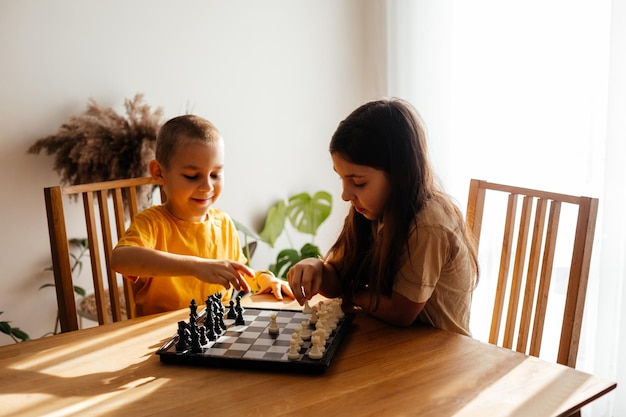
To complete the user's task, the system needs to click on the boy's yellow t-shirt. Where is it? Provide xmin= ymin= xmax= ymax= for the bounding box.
xmin=115 ymin=204 xmax=249 ymax=316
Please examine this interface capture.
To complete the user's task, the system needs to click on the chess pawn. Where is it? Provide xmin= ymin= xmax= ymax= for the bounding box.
xmin=300 ymin=321 xmax=311 ymax=340
xmin=236 ymin=295 xmax=245 ymax=313
xmin=303 ymin=300 xmax=313 ymax=314
xmin=198 ymin=325 xmax=208 ymax=345
xmin=291 ymin=327 xmax=304 ymax=347
xmin=268 ymin=313 xmax=280 ymax=335
xmin=234 ymin=304 xmax=245 ymax=326
xmin=287 ymin=339 xmax=301 ymax=360
xmin=226 ymin=300 xmax=237 ymax=319
xmin=175 ymin=321 xmax=189 ymax=352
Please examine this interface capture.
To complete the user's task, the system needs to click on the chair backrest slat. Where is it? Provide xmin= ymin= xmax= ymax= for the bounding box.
xmin=489 ymin=192 xmax=517 ymax=345
xmin=111 ymin=187 xmax=135 ymax=318
xmin=503 ymin=195 xmax=533 ymax=349
xmin=96 ymin=189 xmax=124 ymax=323
xmin=559 ymin=196 xmax=598 ymax=366
xmin=44 ymin=186 xmax=75 ymax=330
xmin=529 ymin=200 xmax=561 ymax=357
xmin=83 ymin=190 xmax=108 ymax=325
xmin=516 ymin=197 xmax=546 ymax=352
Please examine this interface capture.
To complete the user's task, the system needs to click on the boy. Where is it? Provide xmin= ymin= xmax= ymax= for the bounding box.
xmin=111 ymin=114 xmax=293 ymax=316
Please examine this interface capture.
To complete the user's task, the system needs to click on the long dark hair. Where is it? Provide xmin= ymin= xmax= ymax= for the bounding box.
xmin=327 ymin=98 xmax=478 ymax=307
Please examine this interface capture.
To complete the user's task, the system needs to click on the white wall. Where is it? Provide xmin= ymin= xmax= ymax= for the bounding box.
xmin=0 ymin=0 xmax=385 ymax=344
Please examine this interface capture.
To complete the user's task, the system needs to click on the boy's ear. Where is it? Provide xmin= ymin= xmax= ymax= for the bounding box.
xmin=149 ymin=160 xmax=165 ymax=184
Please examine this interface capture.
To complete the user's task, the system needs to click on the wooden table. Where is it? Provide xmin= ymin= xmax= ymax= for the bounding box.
xmin=0 ymin=295 xmax=616 ymax=417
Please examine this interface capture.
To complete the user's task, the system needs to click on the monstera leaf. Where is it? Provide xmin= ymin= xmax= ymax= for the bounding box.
xmin=270 ymin=243 xmax=322 ymax=278
xmin=259 ymin=191 xmax=332 ymax=248
xmin=285 ymin=191 xmax=332 ymax=235
xmin=245 ymin=190 xmax=333 ymax=278
xmin=259 ymin=200 xmax=288 ymax=247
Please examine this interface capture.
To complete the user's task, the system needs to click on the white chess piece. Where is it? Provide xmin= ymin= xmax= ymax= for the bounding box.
xmin=291 ymin=327 xmax=304 ymax=346
xmin=300 ymin=321 xmax=311 ymax=340
xmin=287 ymin=339 xmax=300 ymax=360
xmin=308 ymin=335 xmax=323 ymax=360
xmin=268 ymin=313 xmax=280 ymax=334
xmin=332 ymin=298 xmax=345 ymax=319
xmin=311 ymin=329 xmax=326 ymax=353
xmin=303 ymin=300 xmax=313 ymax=314
xmin=308 ymin=306 xmax=319 ymax=325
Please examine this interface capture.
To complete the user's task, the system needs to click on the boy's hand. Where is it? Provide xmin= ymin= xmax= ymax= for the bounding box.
xmin=195 ymin=260 xmax=252 ymax=293
xmin=255 ymin=272 xmax=295 ymax=301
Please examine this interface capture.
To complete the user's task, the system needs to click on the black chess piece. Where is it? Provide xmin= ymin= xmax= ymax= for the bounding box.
xmin=198 ymin=325 xmax=208 ymax=345
xmin=189 ymin=330 xmax=202 ymax=353
xmin=204 ymin=309 xmax=218 ymax=341
xmin=226 ymin=300 xmax=236 ymax=319
xmin=189 ymin=299 xmax=198 ymax=320
xmin=235 ymin=295 xmax=244 ymax=313
xmin=215 ymin=293 xmax=225 ymax=315
xmin=212 ymin=302 xmax=226 ymax=333
xmin=235 ymin=305 xmax=245 ymax=326
xmin=175 ymin=321 xmax=189 ymax=352
xmin=206 ymin=326 xmax=217 ymax=341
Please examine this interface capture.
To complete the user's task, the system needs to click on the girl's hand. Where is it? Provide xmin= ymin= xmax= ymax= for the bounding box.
xmin=255 ymin=272 xmax=295 ymax=300
xmin=287 ymin=258 xmax=325 ymax=305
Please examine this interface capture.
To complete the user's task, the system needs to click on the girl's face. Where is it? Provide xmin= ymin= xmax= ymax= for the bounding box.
xmin=332 ymin=152 xmax=391 ymax=221
xmin=151 ymin=139 xmax=225 ymax=222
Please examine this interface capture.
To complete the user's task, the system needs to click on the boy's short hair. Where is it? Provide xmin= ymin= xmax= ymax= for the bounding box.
xmin=155 ymin=115 xmax=221 ymax=167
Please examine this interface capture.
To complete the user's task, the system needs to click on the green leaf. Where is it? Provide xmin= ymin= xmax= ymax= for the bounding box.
xmin=270 ymin=244 xmax=321 ymax=278
xmin=259 ymin=200 xmax=288 ymax=247
xmin=0 ymin=321 xmax=11 ymax=335
xmin=11 ymin=328 xmax=30 ymax=341
xmin=39 ymin=283 xmax=56 ymax=290
xmin=74 ymin=286 xmax=86 ymax=297
xmin=272 ymin=249 xmax=301 ymax=278
xmin=299 ymin=243 xmax=322 ymax=259
xmin=286 ymin=191 xmax=332 ymax=236
xmin=69 ymin=238 xmax=89 ymax=250
xmin=0 ymin=320 xmax=30 ymax=342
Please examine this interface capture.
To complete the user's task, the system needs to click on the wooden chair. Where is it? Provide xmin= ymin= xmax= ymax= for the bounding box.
xmin=44 ymin=177 xmax=161 ymax=333
xmin=466 ymin=179 xmax=599 ymax=369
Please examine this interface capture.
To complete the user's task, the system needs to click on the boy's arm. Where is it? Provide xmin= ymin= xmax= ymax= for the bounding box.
xmin=111 ymin=245 xmax=252 ymax=293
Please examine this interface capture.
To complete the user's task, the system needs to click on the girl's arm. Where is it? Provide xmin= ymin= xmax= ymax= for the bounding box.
xmin=353 ymin=289 xmax=425 ymax=327
xmin=111 ymin=245 xmax=252 ymax=293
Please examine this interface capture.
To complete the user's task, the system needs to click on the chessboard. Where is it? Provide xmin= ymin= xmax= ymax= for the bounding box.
xmin=156 ymin=295 xmax=354 ymax=374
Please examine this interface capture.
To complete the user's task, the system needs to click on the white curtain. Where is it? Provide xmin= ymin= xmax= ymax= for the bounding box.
xmin=385 ymin=1 xmax=625 ymax=415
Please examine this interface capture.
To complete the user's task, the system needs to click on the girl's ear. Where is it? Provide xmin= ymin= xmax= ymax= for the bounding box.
xmin=149 ymin=160 xmax=165 ymax=184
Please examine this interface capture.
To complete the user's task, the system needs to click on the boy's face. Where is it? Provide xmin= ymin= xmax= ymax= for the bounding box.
xmin=152 ymin=138 xmax=225 ymax=222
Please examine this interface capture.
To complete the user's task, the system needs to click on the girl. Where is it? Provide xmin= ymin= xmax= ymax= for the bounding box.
xmin=287 ymin=98 xmax=479 ymax=336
